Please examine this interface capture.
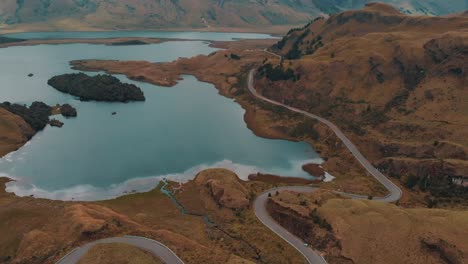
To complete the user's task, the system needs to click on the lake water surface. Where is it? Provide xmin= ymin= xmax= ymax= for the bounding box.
xmin=0 ymin=32 xmax=320 ymax=201
xmin=5 ymin=31 xmax=275 ymax=41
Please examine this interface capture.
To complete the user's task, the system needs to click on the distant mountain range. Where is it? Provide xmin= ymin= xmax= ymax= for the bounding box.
xmin=0 ymin=0 xmax=466 ymax=30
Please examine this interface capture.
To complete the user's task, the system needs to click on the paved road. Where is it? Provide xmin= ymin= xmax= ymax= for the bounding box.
xmin=262 ymin=48 xmax=283 ymax=60
xmin=56 ymin=236 xmax=184 ymax=264
xmin=248 ymin=68 xmax=403 ymax=263
xmin=56 ymin=67 xmax=403 ymax=264
xmin=247 ymin=69 xmax=402 ymax=203
xmin=254 ymin=186 xmax=328 ymax=264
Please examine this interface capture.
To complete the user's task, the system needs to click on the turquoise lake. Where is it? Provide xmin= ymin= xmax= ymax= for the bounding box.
xmin=0 ymin=32 xmax=320 ymax=201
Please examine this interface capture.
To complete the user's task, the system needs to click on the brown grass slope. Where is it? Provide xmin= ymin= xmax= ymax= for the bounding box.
xmin=77 ymin=243 xmax=163 ymax=264
xmin=258 ymin=3 xmax=468 ymax=203
xmin=0 ymin=108 xmax=34 ymax=157
xmin=0 ymin=167 xmax=304 ymax=264
xmin=267 ymin=190 xmax=468 ymax=264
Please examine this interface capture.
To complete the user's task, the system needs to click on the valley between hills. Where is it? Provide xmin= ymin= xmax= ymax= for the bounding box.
xmin=0 ymin=3 xmax=467 ymax=264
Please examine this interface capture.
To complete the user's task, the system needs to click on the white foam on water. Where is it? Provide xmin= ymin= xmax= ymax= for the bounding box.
xmin=4 ymin=158 xmax=323 ymax=201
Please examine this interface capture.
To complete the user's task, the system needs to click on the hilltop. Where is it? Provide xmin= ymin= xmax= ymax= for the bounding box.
xmin=0 ymin=0 xmax=466 ymax=32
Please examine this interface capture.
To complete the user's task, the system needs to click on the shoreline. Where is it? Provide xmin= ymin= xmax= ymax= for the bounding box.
xmin=0 ymin=25 xmax=296 ymax=36
xmin=69 ymin=51 xmax=389 ymax=197
xmin=2 ymin=157 xmax=322 ymax=201
xmin=0 ymin=36 xmax=383 ymax=202
xmin=0 ymin=36 xmax=322 ymax=202
xmin=0 ymin=36 xmax=277 ymax=50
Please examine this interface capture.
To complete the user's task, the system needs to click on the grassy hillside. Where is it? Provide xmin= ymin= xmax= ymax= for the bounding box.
xmin=267 ymin=189 xmax=468 ymax=263
xmin=0 ymin=108 xmax=34 ymax=157
xmin=258 ymin=3 xmax=468 ymax=203
xmin=0 ymin=169 xmax=305 ymax=264
xmin=0 ymin=0 xmax=465 ymax=31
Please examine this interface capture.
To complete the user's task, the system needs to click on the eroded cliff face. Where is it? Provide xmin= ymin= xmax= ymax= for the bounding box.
xmin=257 ymin=3 xmax=468 ymax=203
xmin=266 ymin=197 xmax=341 ymax=253
xmin=267 ymin=190 xmax=468 ymax=264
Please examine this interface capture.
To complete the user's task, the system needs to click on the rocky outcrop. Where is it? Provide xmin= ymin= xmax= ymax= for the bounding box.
xmin=60 ymin=104 xmax=77 ymax=118
xmin=49 ymin=119 xmax=63 ymax=128
xmin=302 ymin=163 xmax=325 ymax=177
xmin=421 ymin=237 xmax=465 ymax=264
xmin=48 ymin=73 xmax=145 ymax=102
xmin=194 ymin=169 xmax=250 ymax=209
xmin=266 ymin=194 xmax=340 ymax=252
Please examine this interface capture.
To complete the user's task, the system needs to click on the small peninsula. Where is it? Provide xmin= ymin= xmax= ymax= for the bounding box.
xmin=47 ymin=73 xmax=145 ymax=102
xmin=0 ymin=101 xmax=77 ymax=131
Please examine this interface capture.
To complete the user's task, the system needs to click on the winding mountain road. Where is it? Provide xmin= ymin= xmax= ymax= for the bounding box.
xmin=254 ymin=186 xmax=328 ymax=264
xmin=55 ymin=67 xmax=403 ymax=264
xmin=247 ymin=69 xmax=402 ymax=203
xmin=248 ymin=68 xmax=403 ymax=263
xmin=55 ymin=236 xmax=184 ymax=264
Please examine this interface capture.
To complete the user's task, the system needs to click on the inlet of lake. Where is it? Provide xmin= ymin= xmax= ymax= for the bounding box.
xmin=0 ymin=31 xmax=321 ymax=200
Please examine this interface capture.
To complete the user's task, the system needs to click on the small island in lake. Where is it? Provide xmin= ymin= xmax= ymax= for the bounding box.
xmin=60 ymin=103 xmax=77 ymax=117
xmin=47 ymin=73 xmax=145 ymax=102
xmin=110 ymin=40 xmax=148 ymax=46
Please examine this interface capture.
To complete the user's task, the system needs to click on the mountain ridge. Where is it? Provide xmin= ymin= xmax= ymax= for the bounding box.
xmin=0 ymin=0 xmax=466 ymax=31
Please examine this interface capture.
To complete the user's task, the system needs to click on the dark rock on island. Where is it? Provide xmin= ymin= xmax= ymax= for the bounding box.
xmin=0 ymin=101 xmax=78 ymax=131
xmin=49 ymin=119 xmax=64 ymax=127
xmin=60 ymin=104 xmax=77 ymax=117
xmin=0 ymin=101 xmax=52 ymax=131
xmin=47 ymin=73 xmax=146 ymax=102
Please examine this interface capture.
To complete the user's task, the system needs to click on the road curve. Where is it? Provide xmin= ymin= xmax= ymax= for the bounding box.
xmin=254 ymin=186 xmax=328 ymax=264
xmin=56 ymin=236 xmax=184 ymax=264
xmin=56 ymin=68 xmax=402 ymax=264
xmin=248 ymin=68 xmax=403 ymax=264
xmin=247 ymin=69 xmax=402 ymax=203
